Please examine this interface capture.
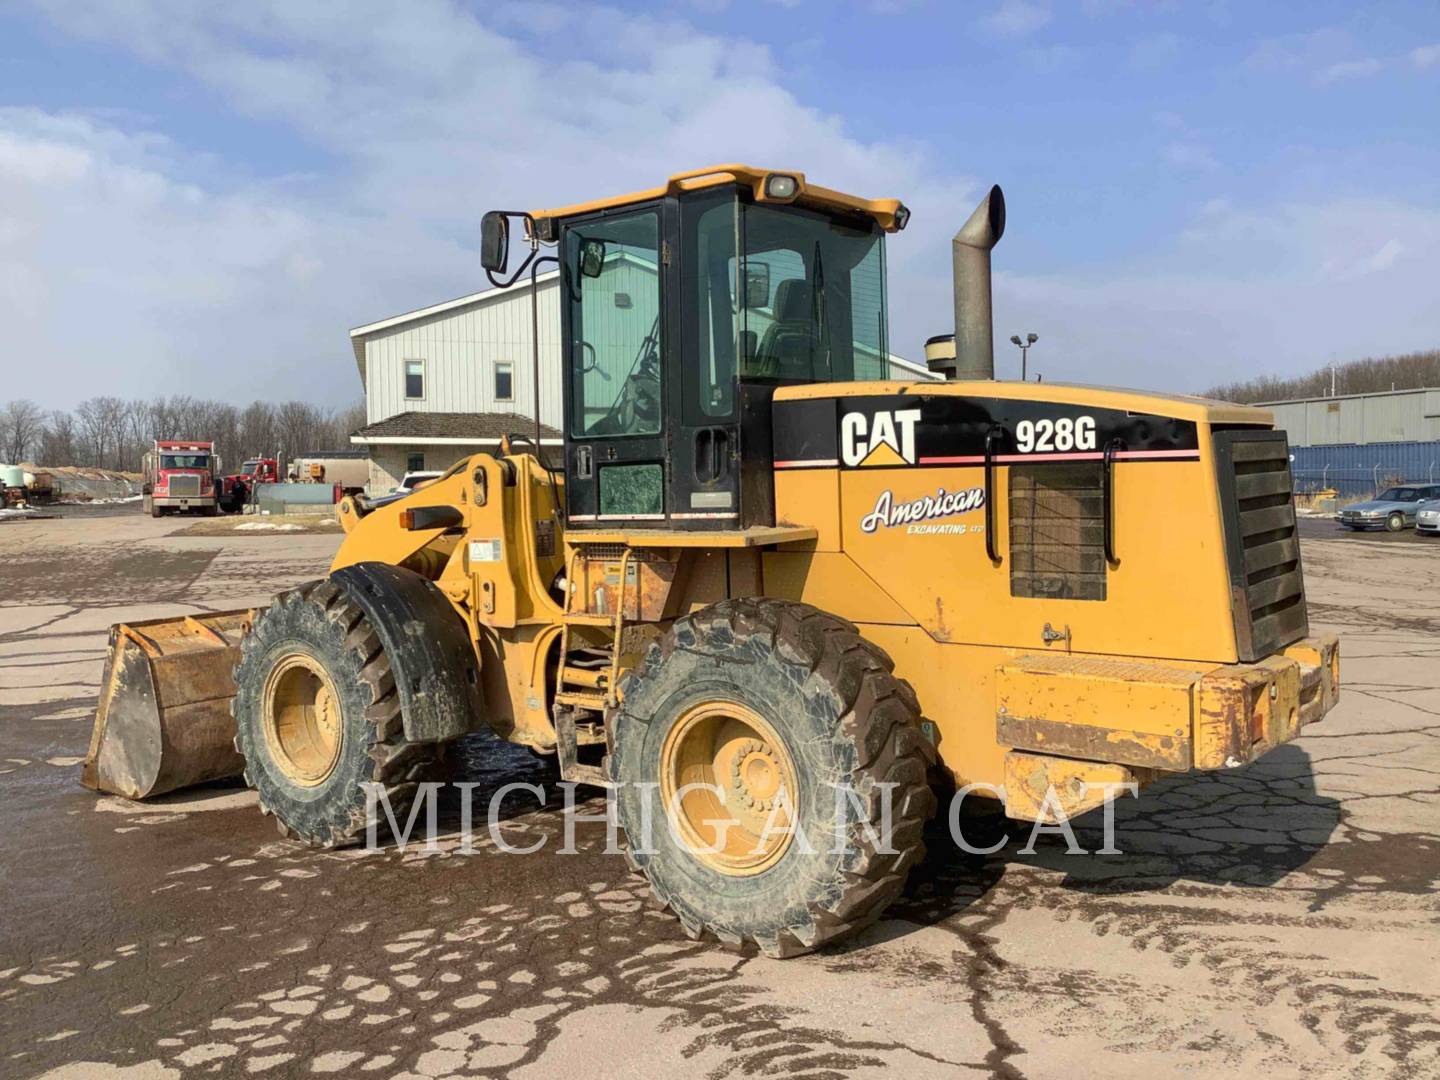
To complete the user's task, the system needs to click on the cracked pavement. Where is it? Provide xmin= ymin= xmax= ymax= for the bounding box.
xmin=1 ymin=507 xmax=1436 ymax=1079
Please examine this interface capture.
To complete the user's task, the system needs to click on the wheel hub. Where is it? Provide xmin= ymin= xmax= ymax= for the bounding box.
xmin=659 ymin=701 xmax=798 ymax=876
xmin=262 ymin=653 xmax=344 ymax=786
xmin=730 ymin=738 xmax=782 ymax=811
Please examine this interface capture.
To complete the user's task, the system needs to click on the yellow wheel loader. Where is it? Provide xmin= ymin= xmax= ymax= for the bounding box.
xmin=83 ymin=165 xmax=1339 ymax=956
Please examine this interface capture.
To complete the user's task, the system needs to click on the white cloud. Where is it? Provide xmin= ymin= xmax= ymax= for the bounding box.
xmin=7 ymin=0 xmax=975 ymax=407
xmin=1315 ymin=57 xmax=1384 ymax=84
xmin=6 ymin=0 xmax=1440 ymax=409
xmin=1350 ymin=237 xmax=1403 ymax=277
xmin=981 ymin=0 xmax=1051 ymax=38
xmin=996 ymin=199 xmax=1440 ymax=390
xmin=996 ymin=198 xmax=1440 ymax=394
xmin=1162 ymin=141 xmax=1220 ymax=173
xmin=1249 ymin=29 xmax=1440 ymax=86
xmin=1411 ymin=43 xmax=1440 ymax=68
xmin=0 ymin=106 xmax=471 ymax=407
xmin=1245 ymin=28 xmax=1353 ymax=73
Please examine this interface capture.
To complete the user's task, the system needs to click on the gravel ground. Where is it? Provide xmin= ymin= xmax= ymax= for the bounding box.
xmin=0 ymin=507 xmax=1436 ymax=1079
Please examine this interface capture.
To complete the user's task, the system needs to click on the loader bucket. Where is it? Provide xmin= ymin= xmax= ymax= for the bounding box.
xmin=81 ymin=610 xmax=257 ymax=799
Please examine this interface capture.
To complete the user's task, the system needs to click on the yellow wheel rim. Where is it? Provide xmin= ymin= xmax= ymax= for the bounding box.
xmin=262 ymin=653 xmax=344 ymax=786
xmin=659 ymin=700 xmax=798 ymax=875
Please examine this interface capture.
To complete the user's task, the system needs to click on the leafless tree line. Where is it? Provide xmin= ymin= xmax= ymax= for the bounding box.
xmin=1206 ymin=348 xmax=1440 ymax=404
xmin=0 ymin=397 xmax=367 ymax=474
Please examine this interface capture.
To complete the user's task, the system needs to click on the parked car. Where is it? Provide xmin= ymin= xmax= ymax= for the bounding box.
xmin=1417 ymin=498 xmax=1440 ymax=537
xmin=392 ymin=470 xmax=443 ymax=495
xmin=1337 ymin=484 xmax=1440 ymax=531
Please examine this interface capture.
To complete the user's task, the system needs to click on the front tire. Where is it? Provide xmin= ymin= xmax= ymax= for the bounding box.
xmin=610 ymin=599 xmax=935 ymax=957
xmin=1387 ymin=512 xmax=1405 ymax=532
xmin=233 ymin=579 xmax=438 ymax=846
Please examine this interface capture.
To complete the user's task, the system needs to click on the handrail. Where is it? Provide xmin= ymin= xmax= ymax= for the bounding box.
xmin=1103 ymin=438 xmax=1124 ymax=566
xmin=984 ymin=428 xmax=1001 ymax=565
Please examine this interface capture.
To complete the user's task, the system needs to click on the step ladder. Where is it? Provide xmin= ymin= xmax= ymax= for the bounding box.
xmin=552 ymin=546 xmax=633 ymax=787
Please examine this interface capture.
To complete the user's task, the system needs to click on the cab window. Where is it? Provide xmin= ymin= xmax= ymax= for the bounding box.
xmin=566 ymin=209 xmax=662 ymax=438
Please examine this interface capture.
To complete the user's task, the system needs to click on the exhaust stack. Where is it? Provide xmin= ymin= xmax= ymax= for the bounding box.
xmin=950 ymin=184 xmax=1006 ymax=381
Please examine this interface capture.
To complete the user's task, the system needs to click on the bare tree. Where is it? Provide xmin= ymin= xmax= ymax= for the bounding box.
xmin=40 ymin=410 xmax=77 ymax=466
xmin=1207 ymin=348 xmax=1440 ymax=403
xmin=28 ymin=395 xmax=367 ymax=472
xmin=276 ymin=401 xmax=321 ymax=463
xmin=74 ymin=396 xmax=131 ymax=470
xmin=335 ymin=402 xmax=368 ymax=444
xmin=240 ymin=402 xmax=278 ymax=462
xmin=1 ymin=400 xmax=46 ymax=464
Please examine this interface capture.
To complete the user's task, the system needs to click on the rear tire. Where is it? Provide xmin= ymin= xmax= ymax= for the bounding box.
xmin=233 ymin=579 xmax=438 ymax=847
xmin=610 ymin=598 xmax=935 ymax=957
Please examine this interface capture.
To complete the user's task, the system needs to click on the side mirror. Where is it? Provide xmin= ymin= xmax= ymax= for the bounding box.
xmin=480 ymin=211 xmax=509 ymax=272
xmin=744 ymin=263 xmax=770 ymax=309
xmin=579 ymin=238 xmax=606 ymax=278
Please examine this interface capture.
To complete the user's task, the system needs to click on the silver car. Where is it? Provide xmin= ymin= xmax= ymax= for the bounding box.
xmin=1418 ymin=499 xmax=1440 ymax=537
xmin=1338 ymin=484 xmax=1440 ymax=531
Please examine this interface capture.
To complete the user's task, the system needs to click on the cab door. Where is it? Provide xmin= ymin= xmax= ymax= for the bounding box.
xmin=561 ymin=201 xmax=672 ymax=526
xmin=667 ymin=189 xmax=743 ymax=528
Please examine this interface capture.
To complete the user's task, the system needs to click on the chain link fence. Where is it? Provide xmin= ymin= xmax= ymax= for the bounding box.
xmin=1292 ymin=464 xmax=1438 ymax=501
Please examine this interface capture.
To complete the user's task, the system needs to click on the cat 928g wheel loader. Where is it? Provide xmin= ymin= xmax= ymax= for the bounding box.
xmin=83 ymin=165 xmax=1339 ymax=956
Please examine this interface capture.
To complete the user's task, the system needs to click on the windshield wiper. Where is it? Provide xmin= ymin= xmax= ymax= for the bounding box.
xmin=812 ymin=240 xmax=831 ymax=379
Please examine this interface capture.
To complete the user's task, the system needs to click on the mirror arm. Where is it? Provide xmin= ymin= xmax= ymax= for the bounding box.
xmin=484 ymin=211 xmax=542 ymax=289
xmin=486 ymin=246 xmax=538 ymax=290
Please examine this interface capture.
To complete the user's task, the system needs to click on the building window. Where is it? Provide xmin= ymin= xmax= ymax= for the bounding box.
xmin=404 ymin=359 xmax=425 ymax=399
xmin=495 ymin=362 xmax=514 ymax=402
xmin=406 ymin=452 xmax=425 ymax=473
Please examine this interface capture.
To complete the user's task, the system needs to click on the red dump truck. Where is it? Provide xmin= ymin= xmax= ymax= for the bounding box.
xmin=142 ymin=440 xmax=219 ymax=517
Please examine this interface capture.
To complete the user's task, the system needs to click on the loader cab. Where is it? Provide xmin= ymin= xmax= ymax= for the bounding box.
xmin=514 ymin=167 xmax=907 ymax=530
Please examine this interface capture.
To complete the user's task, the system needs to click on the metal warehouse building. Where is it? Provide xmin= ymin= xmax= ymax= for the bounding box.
xmin=1260 ymin=387 xmax=1440 ymax=496
xmin=349 ymin=272 xmax=935 ymax=493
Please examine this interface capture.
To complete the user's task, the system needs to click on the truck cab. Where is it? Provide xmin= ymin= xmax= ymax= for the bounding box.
xmin=143 ymin=440 xmax=219 ymax=517
xmin=218 ymin=457 xmax=280 ymax=513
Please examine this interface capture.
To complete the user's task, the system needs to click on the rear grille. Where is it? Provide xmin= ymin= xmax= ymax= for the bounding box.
xmin=1213 ymin=430 xmax=1308 ymax=661
xmin=1009 ymin=462 xmax=1106 ymax=601
xmin=167 ymin=474 xmax=201 ymax=497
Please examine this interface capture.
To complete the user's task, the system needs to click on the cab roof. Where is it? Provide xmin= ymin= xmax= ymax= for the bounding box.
xmin=528 ymin=164 xmax=908 ymax=237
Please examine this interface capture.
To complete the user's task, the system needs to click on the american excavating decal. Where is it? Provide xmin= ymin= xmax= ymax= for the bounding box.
xmin=860 ymin=486 xmax=986 ymax=534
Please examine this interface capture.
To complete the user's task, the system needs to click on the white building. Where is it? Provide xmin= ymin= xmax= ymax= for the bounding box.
xmin=349 ymin=272 xmax=935 ymax=492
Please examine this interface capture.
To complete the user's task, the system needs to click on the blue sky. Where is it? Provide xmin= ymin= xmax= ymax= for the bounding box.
xmin=2 ymin=0 xmax=1438 ymax=409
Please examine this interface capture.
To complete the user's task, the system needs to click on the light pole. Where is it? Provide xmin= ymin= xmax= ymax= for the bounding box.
xmin=1009 ymin=333 xmax=1038 ymax=380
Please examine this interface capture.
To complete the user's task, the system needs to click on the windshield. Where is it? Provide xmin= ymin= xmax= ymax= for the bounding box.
xmin=242 ymin=460 xmax=262 ymax=473
xmin=681 ymin=192 xmax=888 ymax=422
xmin=160 ymin=453 xmax=209 ymax=470
xmin=1378 ymin=487 xmax=1422 ymax=502
xmin=737 ymin=201 xmax=887 ymax=384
